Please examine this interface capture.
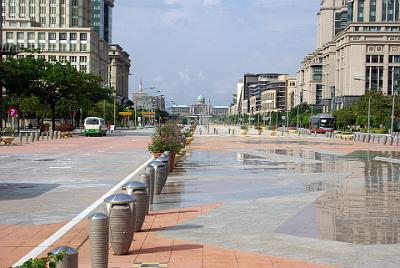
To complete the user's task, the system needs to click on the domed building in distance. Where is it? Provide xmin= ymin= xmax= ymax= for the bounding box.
xmin=170 ymin=94 xmax=229 ymax=122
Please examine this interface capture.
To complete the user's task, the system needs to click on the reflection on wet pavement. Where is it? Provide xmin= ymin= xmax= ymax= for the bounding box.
xmin=154 ymin=147 xmax=400 ymax=245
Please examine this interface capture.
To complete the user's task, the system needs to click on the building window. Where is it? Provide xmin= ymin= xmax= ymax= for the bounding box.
xmin=27 ymin=43 xmax=35 ymax=50
xmin=27 ymin=32 xmax=34 ymax=40
xmin=389 ymin=55 xmax=400 ymax=62
xmin=70 ymin=43 xmax=77 ymax=51
xmin=79 ymin=43 xmax=87 ymax=51
xmin=366 ymin=66 xmax=384 ymax=90
xmin=60 ymin=43 xmax=67 ymax=51
xmin=366 ymin=55 xmax=384 ymax=63
xmin=358 ymin=0 xmax=364 ymax=22
xmin=38 ymin=32 xmax=45 ymax=40
xmin=48 ymin=55 xmax=57 ymax=62
xmin=69 ymin=56 xmax=77 ymax=62
xmin=80 ymin=65 xmax=87 ymax=72
xmin=6 ymin=32 xmax=14 ymax=40
xmin=347 ymin=1 xmax=354 ymax=22
xmin=79 ymin=56 xmax=87 ymax=62
xmin=59 ymin=56 xmax=67 ymax=62
xmin=38 ymin=43 xmax=45 ymax=51
xmin=37 ymin=55 xmax=45 ymax=60
xmin=48 ymin=43 xmax=56 ymax=51
xmin=48 ymin=32 xmax=56 ymax=40
xmin=370 ymin=0 xmax=377 ymax=22
xmin=80 ymin=33 xmax=87 ymax=40
xmin=59 ymin=33 xmax=67 ymax=40
xmin=388 ymin=66 xmax=400 ymax=95
xmin=70 ymin=33 xmax=77 ymax=40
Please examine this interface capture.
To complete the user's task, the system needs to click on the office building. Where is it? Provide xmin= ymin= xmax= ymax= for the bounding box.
xmin=108 ymin=44 xmax=130 ymax=100
xmin=298 ymin=0 xmax=400 ymax=112
xmin=1 ymin=0 xmax=115 ymax=82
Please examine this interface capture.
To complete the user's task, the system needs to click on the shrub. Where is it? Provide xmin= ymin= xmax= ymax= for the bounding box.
xmin=148 ymin=122 xmax=183 ymax=153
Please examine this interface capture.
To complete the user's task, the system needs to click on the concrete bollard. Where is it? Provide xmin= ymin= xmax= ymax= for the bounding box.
xmin=25 ymin=133 xmax=29 ymax=143
xmin=46 ymin=131 xmax=50 ymax=140
xmin=36 ymin=131 xmax=40 ymax=142
xmin=51 ymin=131 xmax=54 ymax=139
xmin=19 ymin=133 xmax=23 ymax=144
xmin=88 ymin=213 xmax=109 ymax=268
xmin=145 ymin=166 xmax=155 ymax=204
xmin=148 ymin=160 xmax=167 ymax=195
xmin=105 ymin=194 xmax=135 ymax=255
xmin=31 ymin=132 xmax=35 ymax=142
xmin=138 ymin=172 xmax=151 ymax=215
xmin=157 ymin=153 xmax=169 ymax=178
xmin=49 ymin=246 xmax=78 ymax=268
xmin=122 ymin=182 xmax=148 ymax=232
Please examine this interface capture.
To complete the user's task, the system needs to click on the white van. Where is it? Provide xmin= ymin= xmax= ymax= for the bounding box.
xmin=84 ymin=117 xmax=107 ymax=136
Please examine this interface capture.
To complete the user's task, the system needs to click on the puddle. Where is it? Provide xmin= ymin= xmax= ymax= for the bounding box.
xmin=159 ymin=148 xmax=400 ymax=245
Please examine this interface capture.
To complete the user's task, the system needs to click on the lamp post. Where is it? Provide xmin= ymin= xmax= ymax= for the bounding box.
xmin=391 ymin=88 xmax=400 ymax=135
xmin=354 ymin=77 xmax=380 ymax=134
xmin=103 ymin=73 xmax=132 ymax=126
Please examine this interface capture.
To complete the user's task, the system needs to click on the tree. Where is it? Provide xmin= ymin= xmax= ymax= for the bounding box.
xmin=1 ymin=57 xmax=109 ymax=131
xmin=333 ymin=107 xmax=356 ymax=130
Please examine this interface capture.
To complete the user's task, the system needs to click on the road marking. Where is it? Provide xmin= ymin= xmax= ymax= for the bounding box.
xmin=13 ymin=157 xmax=154 ymax=267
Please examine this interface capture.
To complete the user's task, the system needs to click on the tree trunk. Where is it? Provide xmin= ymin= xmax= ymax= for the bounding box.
xmin=0 ymin=89 xmax=3 ymax=130
xmin=51 ymin=101 xmax=56 ymax=132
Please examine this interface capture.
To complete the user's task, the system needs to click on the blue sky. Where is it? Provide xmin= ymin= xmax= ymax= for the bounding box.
xmin=113 ymin=0 xmax=320 ymax=106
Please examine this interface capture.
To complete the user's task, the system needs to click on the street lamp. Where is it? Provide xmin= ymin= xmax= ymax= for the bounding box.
xmin=354 ymin=77 xmax=380 ymax=134
xmin=102 ymin=73 xmax=132 ymax=126
xmin=391 ymin=88 xmax=400 ymax=135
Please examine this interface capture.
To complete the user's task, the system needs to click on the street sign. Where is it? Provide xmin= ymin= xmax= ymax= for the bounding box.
xmin=119 ymin=111 xmax=133 ymax=116
xmin=8 ymin=108 xmax=17 ymax=117
xmin=142 ymin=112 xmax=156 ymax=115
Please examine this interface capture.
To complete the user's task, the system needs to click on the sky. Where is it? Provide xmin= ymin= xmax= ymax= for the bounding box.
xmin=112 ymin=0 xmax=321 ymax=106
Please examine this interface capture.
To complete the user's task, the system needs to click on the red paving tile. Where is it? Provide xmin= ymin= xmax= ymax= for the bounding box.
xmin=0 ymin=203 xmax=336 ymax=268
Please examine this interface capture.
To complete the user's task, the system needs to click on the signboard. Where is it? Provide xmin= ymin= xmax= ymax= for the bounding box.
xmin=8 ymin=108 xmax=17 ymax=117
xmin=142 ymin=111 xmax=156 ymax=118
xmin=119 ymin=112 xmax=133 ymax=116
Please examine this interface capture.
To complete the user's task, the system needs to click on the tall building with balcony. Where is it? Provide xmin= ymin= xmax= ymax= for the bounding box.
xmin=1 ymin=0 xmax=112 ymax=82
xmin=108 ymin=44 xmax=130 ymax=100
xmin=298 ymin=0 xmax=400 ymax=112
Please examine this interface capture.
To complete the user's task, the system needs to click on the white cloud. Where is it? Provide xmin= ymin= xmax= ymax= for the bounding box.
xmin=203 ymin=0 xmax=221 ymax=8
xmin=178 ymin=70 xmax=192 ymax=83
xmin=197 ymin=72 xmax=205 ymax=81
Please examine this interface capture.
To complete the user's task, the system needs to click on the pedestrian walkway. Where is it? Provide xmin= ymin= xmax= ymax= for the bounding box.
xmin=2 ymin=129 xmax=400 ymax=267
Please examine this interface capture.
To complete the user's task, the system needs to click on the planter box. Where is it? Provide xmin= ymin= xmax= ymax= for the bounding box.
xmin=1 ymin=136 xmax=14 ymax=145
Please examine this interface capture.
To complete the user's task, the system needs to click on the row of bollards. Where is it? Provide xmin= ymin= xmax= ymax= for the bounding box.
xmin=13 ymin=131 xmax=65 ymax=145
xmin=353 ymin=132 xmax=400 ymax=146
xmin=48 ymin=151 xmax=173 ymax=268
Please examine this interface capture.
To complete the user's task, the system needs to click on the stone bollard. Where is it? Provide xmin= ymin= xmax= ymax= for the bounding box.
xmin=366 ymin=134 xmax=371 ymax=143
xmin=88 ymin=213 xmax=109 ymax=268
xmin=47 ymin=131 xmax=50 ymax=140
xmin=228 ymin=128 xmax=231 ymax=134
xmin=383 ymin=136 xmax=388 ymax=145
xmin=19 ymin=133 xmax=23 ymax=144
xmin=49 ymin=246 xmax=78 ymax=268
xmin=157 ymin=153 xmax=169 ymax=178
xmin=25 ymin=133 xmax=29 ymax=143
xmin=36 ymin=131 xmax=40 ymax=142
xmin=145 ymin=166 xmax=155 ymax=204
xmin=105 ymin=194 xmax=135 ymax=255
xmin=138 ymin=172 xmax=151 ymax=215
xmin=58 ymin=131 xmax=62 ymax=139
xmin=232 ymin=129 xmax=235 ymax=135
xmin=31 ymin=132 xmax=35 ymax=142
xmin=148 ymin=160 xmax=167 ymax=195
xmin=51 ymin=131 xmax=55 ymax=139
xmin=122 ymin=182 xmax=148 ymax=232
